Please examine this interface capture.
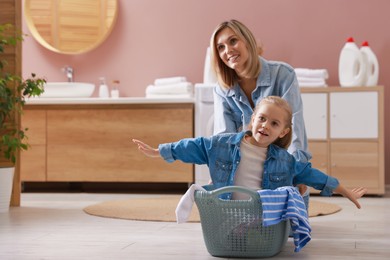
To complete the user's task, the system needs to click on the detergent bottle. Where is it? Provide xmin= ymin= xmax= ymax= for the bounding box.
xmin=360 ymin=41 xmax=379 ymax=86
xmin=338 ymin=37 xmax=366 ymax=87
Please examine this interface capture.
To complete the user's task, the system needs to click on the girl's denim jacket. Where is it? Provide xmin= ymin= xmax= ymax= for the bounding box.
xmin=159 ymin=131 xmax=339 ymax=200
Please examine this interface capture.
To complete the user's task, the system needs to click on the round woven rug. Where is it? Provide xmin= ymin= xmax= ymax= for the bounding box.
xmin=83 ymin=195 xmax=341 ymax=222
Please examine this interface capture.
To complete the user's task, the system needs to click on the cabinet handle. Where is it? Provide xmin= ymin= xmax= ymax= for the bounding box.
xmin=331 ymin=163 xmax=336 ymax=167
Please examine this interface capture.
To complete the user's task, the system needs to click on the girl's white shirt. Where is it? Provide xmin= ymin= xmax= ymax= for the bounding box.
xmin=232 ymin=138 xmax=267 ymax=200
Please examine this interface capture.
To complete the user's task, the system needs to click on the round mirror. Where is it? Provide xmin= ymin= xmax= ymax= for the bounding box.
xmin=24 ymin=0 xmax=118 ymax=54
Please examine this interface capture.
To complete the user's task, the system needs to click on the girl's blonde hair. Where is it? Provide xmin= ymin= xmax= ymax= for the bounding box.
xmin=249 ymin=96 xmax=293 ymax=149
xmin=210 ymin=19 xmax=261 ymax=89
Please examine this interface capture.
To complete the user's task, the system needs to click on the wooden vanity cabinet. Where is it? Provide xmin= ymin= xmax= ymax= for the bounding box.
xmin=301 ymin=86 xmax=384 ymax=195
xmin=21 ymin=103 xmax=194 ymax=184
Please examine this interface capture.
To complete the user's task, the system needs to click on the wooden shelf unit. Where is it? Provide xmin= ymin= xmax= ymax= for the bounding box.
xmin=301 ymin=86 xmax=384 ymax=195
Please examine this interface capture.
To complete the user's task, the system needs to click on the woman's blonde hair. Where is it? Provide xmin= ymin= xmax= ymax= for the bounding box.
xmin=210 ymin=19 xmax=262 ymax=89
xmin=249 ymin=96 xmax=292 ymax=149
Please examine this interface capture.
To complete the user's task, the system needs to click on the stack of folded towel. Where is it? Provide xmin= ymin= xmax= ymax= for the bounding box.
xmin=295 ymin=68 xmax=329 ymax=87
xmin=145 ymin=76 xmax=194 ymax=98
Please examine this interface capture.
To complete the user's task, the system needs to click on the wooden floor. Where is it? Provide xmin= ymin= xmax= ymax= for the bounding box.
xmin=1 ymin=187 xmax=389 ymax=260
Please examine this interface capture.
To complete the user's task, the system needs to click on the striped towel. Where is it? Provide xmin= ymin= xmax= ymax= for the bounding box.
xmin=258 ymin=186 xmax=311 ymax=252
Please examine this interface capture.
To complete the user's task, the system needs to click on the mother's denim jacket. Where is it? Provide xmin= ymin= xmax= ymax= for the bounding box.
xmin=159 ymin=131 xmax=339 ymax=200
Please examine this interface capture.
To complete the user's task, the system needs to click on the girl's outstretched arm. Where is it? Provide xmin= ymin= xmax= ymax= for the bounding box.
xmin=132 ymin=139 xmax=161 ymax=158
xmin=334 ymin=185 xmax=367 ymax=209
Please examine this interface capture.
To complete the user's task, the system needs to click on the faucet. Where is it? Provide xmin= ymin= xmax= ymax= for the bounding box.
xmin=63 ymin=66 xmax=74 ymax=82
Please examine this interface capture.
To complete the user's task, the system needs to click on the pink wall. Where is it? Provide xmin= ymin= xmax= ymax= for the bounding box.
xmin=22 ymin=0 xmax=390 ymax=184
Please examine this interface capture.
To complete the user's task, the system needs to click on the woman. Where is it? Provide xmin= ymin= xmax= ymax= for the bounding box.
xmin=209 ymin=19 xmax=310 ymax=202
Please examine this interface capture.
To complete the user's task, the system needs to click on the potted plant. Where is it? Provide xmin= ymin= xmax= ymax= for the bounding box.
xmin=0 ymin=23 xmax=45 ymax=212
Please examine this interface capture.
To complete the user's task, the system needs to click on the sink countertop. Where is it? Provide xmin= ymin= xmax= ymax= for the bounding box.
xmin=25 ymin=96 xmax=195 ymax=105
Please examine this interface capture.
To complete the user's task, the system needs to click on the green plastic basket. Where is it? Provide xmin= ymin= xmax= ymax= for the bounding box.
xmin=194 ymin=186 xmax=289 ymax=258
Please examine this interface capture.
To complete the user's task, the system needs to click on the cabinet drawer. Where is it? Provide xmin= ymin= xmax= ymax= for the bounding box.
xmin=308 ymin=141 xmax=328 ymax=174
xmin=330 ymin=141 xmax=381 ymax=191
xmin=330 ymin=92 xmax=378 ymax=138
xmin=20 ymin=145 xmax=46 ymax=181
xmin=302 ymin=93 xmax=327 ymax=139
xmin=21 ymin=110 xmax=47 ymax=182
xmin=21 ymin=110 xmax=46 ymax=145
xmin=46 ymin=107 xmax=194 ymax=183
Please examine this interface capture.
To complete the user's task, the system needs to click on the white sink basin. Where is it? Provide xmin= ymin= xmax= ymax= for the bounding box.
xmin=39 ymin=82 xmax=95 ymax=98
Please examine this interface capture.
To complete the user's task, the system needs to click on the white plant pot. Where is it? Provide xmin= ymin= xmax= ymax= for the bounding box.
xmin=0 ymin=167 xmax=14 ymax=213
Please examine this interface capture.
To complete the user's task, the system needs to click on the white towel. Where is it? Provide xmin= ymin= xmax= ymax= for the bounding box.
xmin=297 ymin=76 xmax=326 ymax=83
xmin=154 ymin=77 xmax=187 ymax=86
xmin=295 ymin=68 xmax=329 ymax=79
xmin=145 ymin=93 xmax=194 ymax=99
xmin=297 ymin=77 xmax=327 ymax=87
xmin=298 ymin=81 xmax=328 ymax=87
xmin=145 ymin=82 xmax=193 ymax=95
xmin=175 ymin=184 xmax=206 ymax=224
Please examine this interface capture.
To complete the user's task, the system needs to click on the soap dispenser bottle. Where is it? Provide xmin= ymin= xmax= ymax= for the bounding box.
xmin=98 ymin=77 xmax=109 ymax=98
xmin=111 ymin=80 xmax=120 ymax=98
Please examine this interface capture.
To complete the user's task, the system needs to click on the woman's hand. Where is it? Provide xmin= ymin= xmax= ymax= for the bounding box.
xmin=132 ymin=139 xmax=160 ymax=158
xmin=334 ymin=185 xmax=367 ymax=209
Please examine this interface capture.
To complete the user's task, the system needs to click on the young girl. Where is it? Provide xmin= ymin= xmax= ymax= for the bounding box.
xmin=132 ymin=96 xmax=366 ymax=207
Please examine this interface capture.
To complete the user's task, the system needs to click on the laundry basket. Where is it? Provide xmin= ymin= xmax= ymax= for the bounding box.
xmin=194 ymin=186 xmax=289 ymax=258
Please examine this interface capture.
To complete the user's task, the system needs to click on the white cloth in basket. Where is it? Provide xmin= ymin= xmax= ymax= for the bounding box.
xmin=175 ymin=184 xmax=206 ymax=224
xmin=258 ymin=186 xmax=311 ymax=252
